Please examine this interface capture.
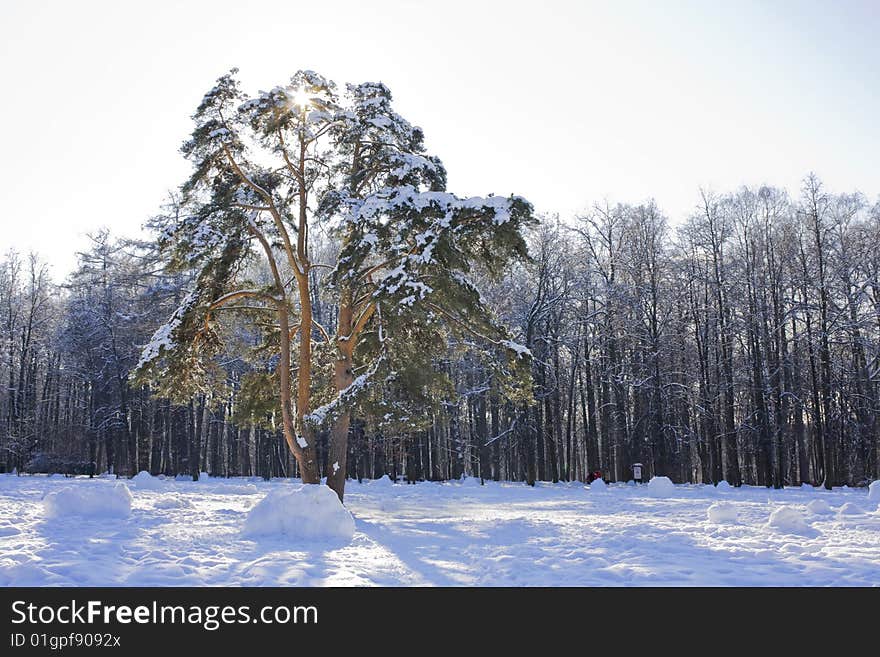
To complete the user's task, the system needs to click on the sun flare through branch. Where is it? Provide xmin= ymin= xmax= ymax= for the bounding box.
xmin=290 ymin=87 xmax=312 ymax=111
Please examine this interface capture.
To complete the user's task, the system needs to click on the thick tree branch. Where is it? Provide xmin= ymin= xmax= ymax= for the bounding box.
xmin=222 ymin=143 xmax=305 ymax=280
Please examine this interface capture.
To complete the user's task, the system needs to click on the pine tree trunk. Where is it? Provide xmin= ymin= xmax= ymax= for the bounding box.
xmin=326 ymin=357 xmax=353 ymax=501
xmin=326 ymin=292 xmax=355 ymax=501
xmin=476 ymin=389 xmax=490 ymax=483
xmin=276 ymin=298 xmax=319 ymax=484
xmin=490 ymin=394 xmax=501 ymax=481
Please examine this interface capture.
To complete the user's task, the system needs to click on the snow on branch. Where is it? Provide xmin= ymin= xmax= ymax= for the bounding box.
xmin=304 ymin=357 xmax=385 ymax=428
xmin=134 ymin=290 xmax=198 ymax=372
xmin=348 ymin=185 xmax=526 ymax=227
xmin=499 ymin=340 xmax=531 ymax=359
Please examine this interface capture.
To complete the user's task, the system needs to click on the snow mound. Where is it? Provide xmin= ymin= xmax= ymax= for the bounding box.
xmin=369 ymin=475 xmax=395 ymax=487
xmin=130 ymin=471 xmax=164 ymax=489
xmin=837 ymin=502 xmax=862 ymax=516
xmin=806 ymin=499 xmax=833 ymax=515
xmin=868 ymin=480 xmax=880 ymax=502
xmin=43 ymin=483 xmax=132 ymax=519
xmin=647 ymin=476 xmax=676 ymax=497
xmin=588 ymin=478 xmax=607 ymax=491
xmin=206 ymin=483 xmax=259 ymax=495
xmin=243 ymin=485 xmax=355 ymax=542
xmin=767 ymin=506 xmax=814 ymax=535
xmin=707 ymin=502 xmax=738 ymax=523
xmin=715 ymin=480 xmax=732 ymax=491
xmin=154 ymin=495 xmax=194 ymax=510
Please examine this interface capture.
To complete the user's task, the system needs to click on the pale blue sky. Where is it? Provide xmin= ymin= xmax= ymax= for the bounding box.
xmin=1 ymin=0 xmax=877 ymax=276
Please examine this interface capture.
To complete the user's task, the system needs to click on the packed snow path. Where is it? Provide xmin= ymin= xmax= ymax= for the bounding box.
xmin=1 ymin=474 xmax=878 ymax=586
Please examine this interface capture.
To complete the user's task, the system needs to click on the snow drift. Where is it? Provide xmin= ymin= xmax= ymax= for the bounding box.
xmin=767 ymin=506 xmax=814 ymax=535
xmin=369 ymin=475 xmax=396 ymax=487
xmin=646 ymin=476 xmax=676 ymax=497
xmin=130 ymin=471 xmax=165 ymax=490
xmin=202 ymin=482 xmax=259 ymax=495
xmin=706 ymin=502 xmax=738 ymax=523
xmin=837 ymin=502 xmax=862 ymax=517
xmin=154 ymin=494 xmax=194 ymax=509
xmin=243 ymin=484 xmax=355 ymax=542
xmin=806 ymin=499 xmax=833 ymax=515
xmin=588 ymin=478 xmax=607 ymax=491
xmin=868 ymin=480 xmax=880 ymax=503
xmin=43 ymin=483 xmax=132 ymax=519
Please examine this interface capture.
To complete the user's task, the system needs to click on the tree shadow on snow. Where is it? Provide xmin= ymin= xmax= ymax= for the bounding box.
xmin=32 ymin=516 xmax=143 ymax=586
xmin=353 ymin=515 xmax=551 ymax=586
xmin=227 ymin=534 xmax=358 ymax=586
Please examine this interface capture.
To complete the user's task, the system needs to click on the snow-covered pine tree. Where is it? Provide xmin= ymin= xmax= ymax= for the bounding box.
xmin=133 ymin=69 xmax=535 ymax=501
xmin=313 ymin=81 xmax=535 ymax=498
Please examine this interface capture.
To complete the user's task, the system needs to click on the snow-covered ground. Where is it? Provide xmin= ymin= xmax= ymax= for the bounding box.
xmin=1 ymin=473 xmax=878 ymax=586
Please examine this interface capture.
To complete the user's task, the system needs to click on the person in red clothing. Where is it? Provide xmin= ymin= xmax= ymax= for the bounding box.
xmin=587 ymin=470 xmax=603 ymax=483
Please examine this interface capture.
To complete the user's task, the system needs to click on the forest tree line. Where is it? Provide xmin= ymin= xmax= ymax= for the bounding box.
xmin=3 ymin=174 xmax=880 ymax=488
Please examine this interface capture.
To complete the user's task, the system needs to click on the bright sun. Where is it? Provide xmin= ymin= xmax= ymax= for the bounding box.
xmin=291 ymin=88 xmax=312 ymax=110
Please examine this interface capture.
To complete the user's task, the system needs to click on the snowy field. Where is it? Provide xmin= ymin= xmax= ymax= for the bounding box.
xmin=1 ymin=473 xmax=878 ymax=587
